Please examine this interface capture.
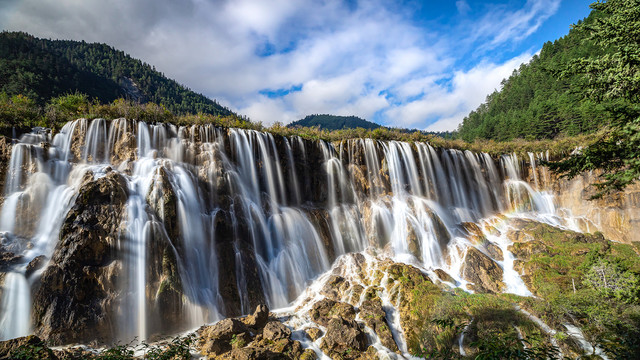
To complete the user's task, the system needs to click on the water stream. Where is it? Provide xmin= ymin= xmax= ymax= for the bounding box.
xmin=0 ymin=119 xmax=588 ymax=346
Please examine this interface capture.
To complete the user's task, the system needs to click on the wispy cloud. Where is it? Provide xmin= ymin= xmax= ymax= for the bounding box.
xmin=1 ymin=0 xmax=562 ymax=130
xmin=456 ymin=0 xmax=471 ymax=15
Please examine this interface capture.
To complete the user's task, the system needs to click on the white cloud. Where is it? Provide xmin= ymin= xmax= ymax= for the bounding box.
xmin=1 ymin=0 xmax=559 ymax=129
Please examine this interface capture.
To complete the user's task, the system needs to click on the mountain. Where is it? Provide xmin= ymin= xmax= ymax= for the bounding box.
xmin=456 ymin=10 xmax=613 ymax=142
xmin=288 ymin=114 xmax=382 ymax=130
xmin=0 ymin=31 xmax=232 ymax=116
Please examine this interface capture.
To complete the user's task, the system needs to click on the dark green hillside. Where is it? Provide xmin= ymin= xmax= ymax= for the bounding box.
xmin=457 ymin=10 xmax=612 ymax=142
xmin=289 ymin=114 xmax=381 ymax=130
xmin=0 ymin=31 xmax=232 ymax=116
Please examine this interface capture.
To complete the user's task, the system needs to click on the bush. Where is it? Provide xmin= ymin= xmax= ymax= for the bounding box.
xmin=583 ymin=259 xmax=640 ymax=303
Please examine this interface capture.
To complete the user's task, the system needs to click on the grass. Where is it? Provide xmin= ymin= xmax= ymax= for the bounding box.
xmin=1 ymin=92 xmax=602 ymax=158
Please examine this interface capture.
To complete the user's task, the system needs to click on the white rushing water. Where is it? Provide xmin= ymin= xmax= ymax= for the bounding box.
xmin=0 ymin=119 xmax=588 ymax=345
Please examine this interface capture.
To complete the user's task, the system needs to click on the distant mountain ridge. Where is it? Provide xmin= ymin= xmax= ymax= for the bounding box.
xmin=288 ymin=114 xmax=381 ymax=130
xmin=0 ymin=31 xmax=233 ymax=116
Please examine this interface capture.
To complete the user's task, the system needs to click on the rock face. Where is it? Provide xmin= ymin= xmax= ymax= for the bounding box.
xmin=0 ymin=136 xmax=11 ymax=207
xmin=534 ymin=168 xmax=640 ymax=244
xmin=462 ymin=247 xmax=505 ymax=293
xmin=31 ymin=172 xmax=129 ymax=345
xmin=359 ymin=288 xmax=398 ymax=352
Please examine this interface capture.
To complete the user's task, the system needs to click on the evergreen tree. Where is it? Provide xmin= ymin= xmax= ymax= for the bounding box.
xmin=549 ymin=0 xmax=640 ymax=195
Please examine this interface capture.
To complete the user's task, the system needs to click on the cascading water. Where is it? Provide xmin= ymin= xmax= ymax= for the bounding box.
xmin=0 ymin=118 xmax=590 ymax=344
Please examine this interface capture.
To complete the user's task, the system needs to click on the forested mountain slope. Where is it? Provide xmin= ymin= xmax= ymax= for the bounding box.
xmin=0 ymin=31 xmax=232 ymax=116
xmin=288 ymin=114 xmax=382 ymax=130
xmin=457 ymin=11 xmax=612 ymax=141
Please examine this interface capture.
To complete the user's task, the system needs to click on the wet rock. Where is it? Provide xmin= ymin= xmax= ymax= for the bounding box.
xmin=356 ymin=346 xmax=380 ymax=360
xmin=406 ymin=223 xmax=422 ymax=261
xmin=215 ymin=209 xmax=266 ymax=316
xmin=242 ymin=304 xmax=269 ymax=330
xmin=462 ymin=222 xmax=487 ymax=244
xmin=300 ymin=349 xmax=318 ymax=360
xmin=147 ymin=166 xmax=179 ymax=243
xmin=320 ymin=275 xmax=351 ymax=301
xmin=484 ymin=241 xmax=503 ymax=261
xmin=216 ymin=346 xmax=276 ymax=360
xmin=320 ymin=317 xmax=368 ymax=359
xmin=198 ymin=318 xmax=252 ymax=357
xmin=0 ymin=249 xmax=21 ymax=272
xmin=109 ymin=121 xmax=137 ymax=166
xmin=262 ymin=321 xmax=291 ymax=341
xmin=253 ymin=338 xmax=302 ymax=357
xmin=359 ymin=288 xmax=398 ymax=352
xmin=31 ymin=172 xmax=129 ymax=345
xmin=0 ymin=136 xmax=11 ymax=207
xmin=309 ymin=298 xmax=356 ymax=327
xmin=25 ymin=255 xmax=47 ymax=278
xmin=349 ymin=284 xmax=365 ymax=306
xmin=434 ymin=268 xmax=456 ymax=284
xmin=305 ymin=208 xmax=336 ymax=261
xmin=462 ymin=247 xmax=505 ymax=293
xmin=305 ymin=327 xmax=323 ymax=341
xmin=0 ymin=335 xmax=57 ymax=360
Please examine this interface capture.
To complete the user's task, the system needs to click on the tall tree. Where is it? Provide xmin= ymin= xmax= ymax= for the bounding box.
xmin=549 ymin=0 xmax=640 ymax=196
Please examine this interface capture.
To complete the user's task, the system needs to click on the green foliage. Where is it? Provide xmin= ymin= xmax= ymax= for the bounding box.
xmin=583 ymin=258 xmax=640 ymax=303
xmin=142 ymin=334 xmax=195 ymax=360
xmin=90 ymin=334 xmax=194 ymax=360
xmin=413 ymin=319 xmax=466 ymax=359
xmin=289 ymin=114 xmax=381 ymax=130
xmin=547 ymin=0 xmax=640 ymax=195
xmin=10 ymin=343 xmax=56 ymax=360
xmin=471 ymin=332 xmax=562 ymax=360
xmin=94 ymin=342 xmax=135 ymax=360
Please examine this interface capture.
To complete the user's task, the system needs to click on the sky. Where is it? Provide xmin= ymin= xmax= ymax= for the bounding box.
xmin=0 ymin=0 xmax=592 ymax=131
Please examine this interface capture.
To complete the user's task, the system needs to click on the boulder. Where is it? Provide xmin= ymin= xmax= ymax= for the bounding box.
xmin=305 ymin=327 xmax=323 ymax=341
xmin=462 ymin=247 xmax=505 ymax=293
xmin=262 ymin=321 xmax=291 ymax=341
xmin=0 ymin=335 xmax=57 ymax=360
xmin=198 ymin=318 xmax=252 ymax=357
xmin=320 ymin=317 xmax=368 ymax=359
xmin=309 ymin=298 xmax=356 ymax=327
xmin=241 ymin=304 xmax=269 ymax=330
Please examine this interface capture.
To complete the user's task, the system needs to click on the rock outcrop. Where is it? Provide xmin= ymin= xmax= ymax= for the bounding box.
xmin=0 ymin=136 xmax=11 ymax=207
xmin=462 ymin=247 xmax=505 ymax=293
xmin=0 ymin=335 xmax=57 ymax=360
xmin=198 ymin=305 xmax=307 ymax=360
xmin=31 ymin=171 xmax=129 ymax=345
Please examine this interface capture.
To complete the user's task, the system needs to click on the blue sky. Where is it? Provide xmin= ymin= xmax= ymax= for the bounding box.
xmin=0 ymin=0 xmax=592 ymax=130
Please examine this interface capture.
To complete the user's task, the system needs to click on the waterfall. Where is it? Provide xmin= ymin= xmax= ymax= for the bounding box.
xmin=0 ymin=118 xmax=587 ymax=343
